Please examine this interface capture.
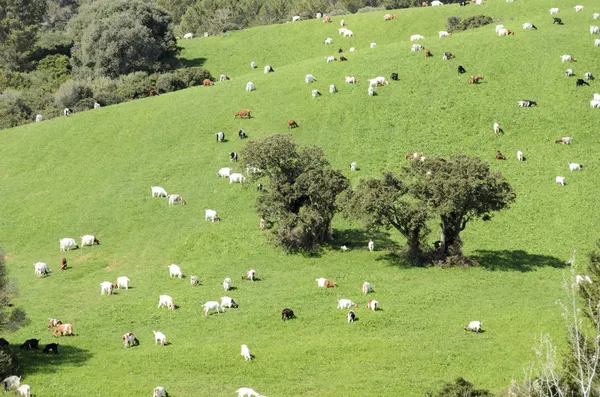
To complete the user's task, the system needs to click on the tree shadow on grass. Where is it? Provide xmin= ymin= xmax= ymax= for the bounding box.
xmin=327 ymin=229 xmax=400 ymax=253
xmin=17 ymin=344 xmax=92 ymax=376
xmin=472 ymin=249 xmax=567 ymax=272
xmin=180 ymin=57 xmax=207 ymax=68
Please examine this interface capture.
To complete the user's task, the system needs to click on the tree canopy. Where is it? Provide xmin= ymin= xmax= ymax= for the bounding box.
xmin=242 ymin=134 xmax=348 ymax=253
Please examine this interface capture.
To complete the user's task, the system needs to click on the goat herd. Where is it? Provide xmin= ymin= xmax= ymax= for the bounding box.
xmin=11 ymin=3 xmax=600 ymax=397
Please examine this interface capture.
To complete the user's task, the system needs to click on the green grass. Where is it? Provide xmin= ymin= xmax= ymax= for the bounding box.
xmin=1 ymin=0 xmax=600 ymax=395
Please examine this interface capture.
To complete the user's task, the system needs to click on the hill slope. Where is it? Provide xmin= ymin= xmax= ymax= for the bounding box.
xmin=1 ymin=0 xmax=599 ymax=396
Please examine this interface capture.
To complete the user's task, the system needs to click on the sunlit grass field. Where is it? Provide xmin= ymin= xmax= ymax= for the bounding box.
xmin=1 ymin=0 xmax=599 ymax=395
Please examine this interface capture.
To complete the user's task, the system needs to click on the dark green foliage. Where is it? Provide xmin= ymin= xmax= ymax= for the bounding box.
xmin=406 ymin=154 xmax=516 ymax=261
xmin=578 ymin=240 xmax=600 ymax=323
xmin=242 ymin=135 xmax=349 ymax=253
xmin=174 ymin=67 xmax=212 ymax=88
xmin=156 ymin=72 xmax=187 ymax=93
xmin=0 ymin=70 xmax=30 ymax=91
xmin=68 ymin=0 xmax=180 ymax=77
xmin=54 ymin=79 xmax=93 ymax=108
xmin=426 ymin=378 xmax=492 ymax=397
xmin=447 ymin=15 xmax=493 ymax=33
xmin=73 ymin=97 xmax=96 ymax=111
xmin=93 ymin=91 xmax=122 ymax=106
xmin=0 ymin=90 xmax=32 ymax=129
xmin=36 ymin=54 xmax=71 ymax=81
xmin=114 ymin=72 xmax=155 ymax=100
xmin=0 ymin=347 xmax=20 ymax=381
xmin=341 ymin=172 xmax=431 ymax=262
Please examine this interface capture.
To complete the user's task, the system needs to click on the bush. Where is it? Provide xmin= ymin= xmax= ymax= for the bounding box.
xmin=54 ymin=79 xmax=94 ymax=109
xmin=426 ymin=378 xmax=492 ymax=397
xmin=73 ymin=97 xmax=96 ymax=112
xmin=0 ymin=347 xmax=20 ymax=381
xmin=448 ymin=15 xmax=492 ymax=33
xmin=36 ymin=54 xmax=71 ymax=82
xmin=0 ymin=90 xmax=32 ymax=129
xmin=357 ymin=6 xmax=386 ymax=13
xmin=156 ymin=73 xmax=186 ymax=93
xmin=0 ymin=70 xmax=30 ymax=91
xmin=94 ymin=92 xmax=123 ymax=107
xmin=115 ymin=72 xmax=154 ymax=100
xmin=174 ymin=67 xmax=212 ymax=88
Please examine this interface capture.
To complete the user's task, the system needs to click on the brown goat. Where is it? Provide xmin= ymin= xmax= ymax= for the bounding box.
xmin=384 ymin=14 xmax=397 ymax=20
xmin=60 ymin=257 xmax=67 ymax=271
xmin=424 ymin=49 xmax=432 ymax=57
xmin=234 ymin=109 xmax=251 ymax=119
xmin=149 ymin=90 xmax=159 ymax=97
xmin=287 ymin=120 xmax=299 ymax=129
xmin=422 ymin=1 xmax=428 ymax=6
xmin=323 ymin=15 xmax=331 ymax=23
xmin=47 ymin=318 xmax=62 ymax=329
xmin=469 ymin=75 xmax=484 ymax=84
xmin=202 ymin=79 xmax=214 ymax=86
xmin=339 ymin=56 xmax=347 ymax=61
xmin=52 ymin=323 xmax=73 ymax=337
xmin=496 ymin=150 xmax=506 ymax=160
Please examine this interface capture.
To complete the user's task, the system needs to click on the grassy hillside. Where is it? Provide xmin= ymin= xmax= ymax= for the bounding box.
xmin=1 ymin=0 xmax=599 ymax=395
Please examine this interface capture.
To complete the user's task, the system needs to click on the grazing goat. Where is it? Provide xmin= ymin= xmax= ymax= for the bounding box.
xmin=338 ymin=299 xmax=358 ymax=309
xmin=169 ymin=264 xmax=183 ymax=278
xmin=424 ymin=49 xmax=432 ymax=57
xmin=183 ymin=33 xmax=193 ymax=39
xmin=566 ymin=69 xmax=574 ymax=77
xmin=496 ymin=150 xmax=506 ymax=160
xmin=316 ymin=278 xmax=337 ymax=288
xmin=292 ymin=15 xmax=300 ymax=22
xmin=81 ymin=235 xmax=100 ymax=246
xmin=242 ymin=269 xmax=256 ymax=281
xmin=52 ymin=323 xmax=73 ymax=336
xmin=287 ymin=119 xmax=299 ymax=129
xmin=2 ymin=376 xmax=21 ymax=392
xmin=203 ymin=301 xmax=224 ymax=316
xmin=349 ymin=47 xmax=355 ymax=52
xmin=367 ymin=299 xmax=378 ymax=311
xmin=518 ymin=100 xmax=537 ymax=107
xmin=384 ymin=14 xmax=396 ymax=20
xmin=391 ymin=72 xmax=398 ymax=80
xmin=149 ymin=89 xmax=159 ymax=96
xmin=495 ymin=24 xmax=505 ymax=33
xmin=230 ymin=152 xmax=238 ymax=162
xmin=153 ymin=331 xmax=167 ymax=346
xmin=59 ymin=237 xmax=78 ymax=251
xmin=94 ymin=102 xmax=101 ymax=109
xmin=16 ymin=385 xmax=30 ymax=397
xmin=202 ymin=79 xmax=214 ymax=87
xmin=100 ymin=281 xmax=113 ymax=295
xmin=569 ymin=163 xmax=582 ymax=171
xmin=553 ymin=17 xmax=563 ymax=25
xmin=168 ymin=194 xmax=185 ymax=205
xmin=410 ymin=34 xmax=424 ymax=41
xmin=122 ymin=332 xmax=139 ymax=348
xmin=590 ymin=26 xmax=599 ymax=34
xmin=312 ymin=89 xmax=321 ymax=98
xmin=465 ymin=321 xmax=482 ymax=332
xmin=219 ymin=74 xmax=230 ymax=81
xmin=493 ymin=122 xmax=501 ymax=134
xmin=550 ymin=8 xmax=559 ymax=15
xmin=246 ymin=82 xmax=255 ymax=92
xmin=305 ymin=74 xmax=317 ymax=83
xmin=522 ymin=22 xmax=537 ymax=30
xmin=431 ymin=1 xmax=443 ymax=6
xmin=439 ymin=31 xmax=451 ymax=37
xmin=591 ymin=100 xmax=600 ymax=108
xmin=216 ymin=132 xmax=225 ymax=142
xmin=469 ymin=75 xmax=484 ymax=84
xmin=158 ymin=295 xmax=175 ymax=310
xmin=34 ymin=262 xmax=50 ymax=277
xmin=241 ymin=344 xmax=252 ymax=360
xmin=264 ymin=65 xmax=273 ymax=73
xmin=60 ymin=257 xmax=67 ymax=271
xmin=234 ymin=109 xmax=251 ymax=119
xmin=556 ymin=176 xmax=565 ymax=186
xmin=576 ymin=79 xmax=590 ymax=87
xmin=63 ymin=108 xmax=71 ymax=116
xmin=114 ymin=276 xmax=130 ymax=290
xmin=239 ymin=129 xmax=247 ymax=139
xmin=20 ymin=339 xmax=40 ymax=350
xmin=250 ymin=61 xmax=256 ymax=69
xmin=594 ymin=13 xmax=600 ymax=20
xmin=458 ymin=65 xmax=466 ymax=74
xmin=35 ymin=114 xmax=43 ymax=123
xmin=339 ymin=55 xmax=347 ymax=61
xmin=152 ymin=186 xmax=168 ymax=197
xmin=43 ymin=342 xmax=59 ymax=354
xmin=584 ymin=72 xmax=594 ymax=80
xmin=517 ymin=151 xmax=524 ymax=161
xmin=368 ymin=240 xmax=374 ymax=252
xmin=205 ymin=209 xmax=219 ymax=222
xmin=324 ymin=37 xmax=332 ymax=44
xmin=230 ymin=173 xmax=245 ymax=184
xmin=442 ymin=52 xmax=454 ymax=60
xmin=555 ymin=137 xmax=572 ymax=144
xmin=223 ymin=277 xmax=232 ymax=291
xmin=329 ymin=84 xmax=337 ymax=93
xmin=348 ymin=310 xmax=356 ymax=323
xmin=343 ymin=30 xmax=354 ymax=37
xmin=575 ymin=5 xmax=583 ymax=12
xmin=368 ymin=87 xmax=375 ymax=96
xmin=323 ymin=15 xmax=331 ymax=23
xmin=190 ymin=275 xmax=199 ymax=286
xmin=221 ymin=296 xmax=238 ymax=308
xmin=340 ymin=19 xmax=345 ymax=26
xmin=362 ymin=281 xmax=373 ymax=294
xmin=498 ymin=28 xmax=514 ymax=36
xmin=411 ymin=44 xmax=424 ymax=52
xmin=48 ymin=318 xmax=62 ymax=329
xmin=370 ymin=43 xmax=377 ymax=48
xmin=281 ymin=308 xmax=295 ymax=320
xmin=350 ymin=161 xmax=358 ymax=170
xmin=345 ymin=76 xmax=358 ymax=84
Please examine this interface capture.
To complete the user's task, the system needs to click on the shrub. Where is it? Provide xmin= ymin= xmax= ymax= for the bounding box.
xmin=94 ymin=92 xmax=123 ymax=107
xmin=156 ymin=73 xmax=186 ymax=93
xmin=448 ymin=15 xmax=493 ymax=33
xmin=115 ymin=72 xmax=154 ymax=100
xmin=0 ymin=90 xmax=32 ymax=129
xmin=446 ymin=16 xmax=462 ymax=32
xmin=0 ymin=347 xmax=20 ymax=381
xmin=0 ymin=70 xmax=30 ymax=91
xmin=174 ymin=67 xmax=212 ymax=88
xmin=36 ymin=54 xmax=71 ymax=82
xmin=54 ymin=79 xmax=94 ymax=109
xmin=73 ymin=97 xmax=97 ymax=112
xmin=426 ymin=377 xmax=492 ymax=397
xmin=357 ymin=6 xmax=386 ymax=13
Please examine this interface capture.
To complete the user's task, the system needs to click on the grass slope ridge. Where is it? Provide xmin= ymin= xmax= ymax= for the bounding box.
xmin=1 ymin=0 xmax=599 ymax=395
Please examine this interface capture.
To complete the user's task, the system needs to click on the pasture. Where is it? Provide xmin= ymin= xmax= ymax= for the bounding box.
xmin=1 ymin=0 xmax=600 ymax=395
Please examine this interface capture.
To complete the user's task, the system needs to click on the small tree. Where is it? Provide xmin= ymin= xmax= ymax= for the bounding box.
xmin=426 ymin=377 xmax=491 ymax=397
xmin=341 ymin=172 xmax=431 ymax=262
xmin=406 ymin=154 xmax=516 ymax=261
xmin=242 ymin=134 xmax=348 ymax=253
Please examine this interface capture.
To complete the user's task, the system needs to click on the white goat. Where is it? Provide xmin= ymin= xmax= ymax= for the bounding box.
xmin=370 ymin=42 xmax=377 ymax=48
xmin=223 ymin=277 xmax=232 ymax=291
xmin=465 ymin=320 xmax=482 ymax=332
xmin=151 ymin=186 xmax=168 ymax=197
xmin=326 ymin=56 xmax=336 ymax=63
xmin=368 ymin=239 xmax=374 ymax=252
xmin=312 ymin=89 xmax=321 ymax=98
xmin=556 ymin=176 xmax=565 ymax=186
xmin=183 ymin=33 xmax=193 ymax=39
xmin=205 ymin=209 xmax=219 ymax=222
xmin=517 ymin=151 xmax=523 ymax=161
xmin=34 ymin=262 xmax=50 ymax=277
xmin=241 ymin=344 xmax=252 ymax=360
xmin=493 ymin=122 xmax=500 ymax=134
xmin=569 ymin=163 xmax=582 ymax=171
xmin=158 ymin=295 xmax=175 ymax=310
xmin=410 ymin=34 xmax=424 ymax=41
xmin=550 ymin=8 xmax=559 ymax=15
xmin=292 ymin=15 xmax=300 ymax=22
xmin=169 ymin=264 xmax=183 ymax=278
xmin=59 ymin=237 xmax=78 ymax=251
xmin=305 ymin=74 xmax=317 ymax=83
xmin=229 ymin=173 xmax=245 ymax=184
xmin=246 ymin=82 xmax=256 ymax=92
xmin=115 ymin=276 xmax=130 ymax=289
xmin=324 ymin=37 xmax=332 ymax=44
xmin=329 ymin=84 xmax=337 ymax=93
xmin=561 ymin=54 xmax=575 ymax=62
xmin=438 ymin=31 xmax=450 ymax=37
xmin=100 ymin=281 xmax=113 ymax=295
xmin=264 ymin=65 xmax=272 ymax=73
xmin=337 ymin=299 xmax=357 ymax=309
xmin=575 ymin=5 xmax=584 ymax=12
xmin=203 ymin=301 xmax=224 ymax=316
xmin=250 ymin=61 xmax=256 ymax=69
xmin=217 ymin=167 xmax=231 ymax=178
xmin=153 ymin=331 xmax=167 ymax=345
xmin=362 ymin=281 xmax=373 ymax=294
xmin=345 ymin=76 xmax=357 ymax=84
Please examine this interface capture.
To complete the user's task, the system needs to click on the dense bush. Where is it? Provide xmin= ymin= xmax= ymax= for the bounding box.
xmin=175 ymin=67 xmax=212 ymax=87
xmin=115 ymin=72 xmax=155 ymax=100
xmin=426 ymin=378 xmax=491 ymax=397
xmin=0 ymin=347 xmax=20 ymax=381
xmin=36 ymin=54 xmax=71 ymax=82
xmin=0 ymin=90 xmax=32 ymax=129
xmin=157 ymin=73 xmax=187 ymax=93
xmin=447 ymin=15 xmax=493 ymax=33
xmin=54 ymin=79 xmax=94 ymax=109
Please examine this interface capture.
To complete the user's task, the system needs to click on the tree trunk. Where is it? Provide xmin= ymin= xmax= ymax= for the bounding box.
xmin=438 ymin=217 xmax=462 ymax=261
